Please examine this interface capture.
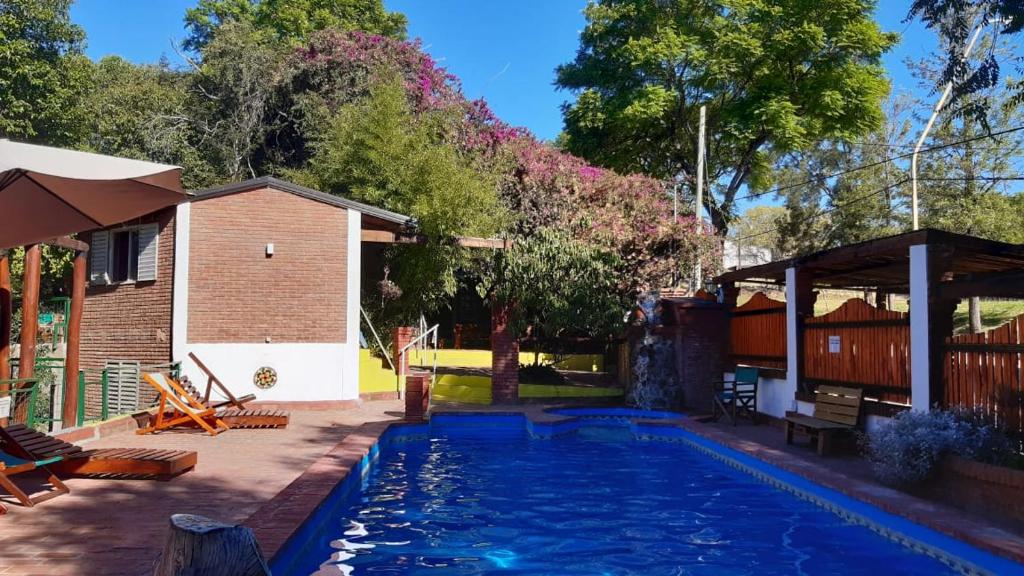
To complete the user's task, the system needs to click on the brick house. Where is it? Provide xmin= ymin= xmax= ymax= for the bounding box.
xmin=81 ymin=177 xmax=412 ymax=403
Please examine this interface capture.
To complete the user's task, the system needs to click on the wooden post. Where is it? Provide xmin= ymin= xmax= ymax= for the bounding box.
xmin=0 ymin=250 xmax=10 ymax=427
xmin=62 ymin=250 xmax=87 ymax=428
xmin=154 ymin=514 xmax=271 ymax=576
xmin=19 ymin=245 xmax=41 ymax=381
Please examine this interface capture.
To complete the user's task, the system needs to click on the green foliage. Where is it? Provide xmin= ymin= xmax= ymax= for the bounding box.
xmin=556 ymin=0 xmax=897 ymax=233
xmin=190 ymin=20 xmax=288 ymax=181
xmin=482 ymin=228 xmax=626 ymax=341
xmin=184 ymin=0 xmax=406 ymax=51
xmin=0 ymin=0 xmax=92 ymax=145
xmin=86 ymin=56 xmax=218 ymax=189
xmin=299 ymin=77 xmax=503 ymax=318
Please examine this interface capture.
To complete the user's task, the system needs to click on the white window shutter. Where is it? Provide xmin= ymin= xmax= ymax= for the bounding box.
xmin=90 ymin=231 xmax=110 ymax=285
xmin=136 ymin=223 xmax=159 ymax=282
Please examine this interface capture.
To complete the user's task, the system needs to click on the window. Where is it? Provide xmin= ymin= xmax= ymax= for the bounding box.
xmin=90 ymin=223 xmax=159 ymax=285
xmin=110 ymin=228 xmax=140 ymax=283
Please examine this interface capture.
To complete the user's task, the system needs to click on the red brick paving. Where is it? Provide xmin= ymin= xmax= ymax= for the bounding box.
xmin=0 ymin=401 xmax=402 ymax=576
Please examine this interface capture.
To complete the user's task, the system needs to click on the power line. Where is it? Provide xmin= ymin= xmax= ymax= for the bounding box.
xmin=734 ymin=178 xmax=910 ymax=243
xmin=733 ymin=125 xmax=1024 ymax=203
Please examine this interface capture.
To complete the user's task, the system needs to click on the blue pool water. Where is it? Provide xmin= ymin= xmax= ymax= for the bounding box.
xmin=273 ymin=416 xmax=993 ymax=576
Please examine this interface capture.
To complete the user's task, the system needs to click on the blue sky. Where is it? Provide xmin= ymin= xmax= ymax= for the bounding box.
xmin=71 ymin=0 xmax=936 ymax=142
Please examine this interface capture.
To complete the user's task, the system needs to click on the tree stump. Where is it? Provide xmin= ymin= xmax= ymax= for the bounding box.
xmin=153 ymin=514 xmax=271 ymax=576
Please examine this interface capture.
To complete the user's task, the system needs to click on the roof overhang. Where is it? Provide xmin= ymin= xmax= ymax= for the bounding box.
xmin=716 ymin=229 xmax=1024 ymax=294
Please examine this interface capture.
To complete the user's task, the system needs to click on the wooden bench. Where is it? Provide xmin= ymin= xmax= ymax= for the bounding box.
xmin=784 ymin=385 xmax=863 ymax=456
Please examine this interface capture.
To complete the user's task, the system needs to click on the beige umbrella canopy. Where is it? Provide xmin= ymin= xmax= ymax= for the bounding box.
xmin=0 ymin=139 xmax=187 ymax=249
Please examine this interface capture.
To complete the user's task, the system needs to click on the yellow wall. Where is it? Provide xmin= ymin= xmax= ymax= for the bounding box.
xmin=407 ymin=349 xmax=605 ymax=372
xmin=430 ymin=373 xmax=623 ymax=405
xmin=360 ymin=349 xmax=399 ymax=394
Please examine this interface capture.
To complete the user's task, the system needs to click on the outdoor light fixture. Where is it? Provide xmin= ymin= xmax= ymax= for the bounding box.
xmin=266 ymin=243 xmax=274 ymax=257
xmin=703 ymin=278 xmax=718 ymax=296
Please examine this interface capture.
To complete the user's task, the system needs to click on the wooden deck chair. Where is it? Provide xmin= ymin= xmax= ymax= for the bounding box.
xmin=0 ymin=424 xmax=196 ymax=480
xmin=186 ymin=352 xmax=289 ymax=429
xmin=711 ymin=366 xmax=760 ymax=425
xmin=0 ymin=447 xmax=69 ymax=514
xmin=139 ymin=372 xmax=228 ymax=436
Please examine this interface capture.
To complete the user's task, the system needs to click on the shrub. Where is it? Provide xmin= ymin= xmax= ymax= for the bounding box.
xmin=862 ymin=409 xmax=1012 ymax=487
xmin=518 ymin=363 xmax=565 ymax=385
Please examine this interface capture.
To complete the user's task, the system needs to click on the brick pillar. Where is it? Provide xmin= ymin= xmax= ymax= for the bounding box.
xmin=404 ymin=372 xmax=431 ymax=420
xmin=392 ymin=326 xmax=415 ymax=375
xmin=490 ymin=299 xmax=519 ymax=404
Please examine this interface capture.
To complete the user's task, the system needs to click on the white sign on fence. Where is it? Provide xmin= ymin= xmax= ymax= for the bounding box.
xmin=0 ymin=396 xmax=10 ymax=419
xmin=828 ymin=335 xmax=841 ymax=354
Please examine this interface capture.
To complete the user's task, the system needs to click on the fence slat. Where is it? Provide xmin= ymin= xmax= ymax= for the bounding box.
xmin=728 ymin=292 xmax=786 ymax=370
xmin=803 ymin=298 xmax=910 ymax=404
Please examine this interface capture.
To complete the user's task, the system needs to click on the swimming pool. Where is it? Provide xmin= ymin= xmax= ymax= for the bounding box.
xmin=270 ymin=412 xmax=1021 ymax=575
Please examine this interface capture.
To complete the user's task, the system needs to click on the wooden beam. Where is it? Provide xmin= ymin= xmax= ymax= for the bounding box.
xmin=936 ymin=269 xmax=1024 ymax=300
xmin=455 ymin=236 xmax=508 ymax=249
xmin=62 ymin=250 xmax=87 ymax=428
xmin=41 ymin=236 xmax=89 ymax=253
xmin=19 ymin=245 xmax=41 ymax=382
xmin=361 ymin=229 xmax=508 ymax=249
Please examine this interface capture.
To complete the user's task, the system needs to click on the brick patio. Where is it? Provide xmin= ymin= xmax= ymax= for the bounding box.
xmin=0 ymin=400 xmax=403 ymax=576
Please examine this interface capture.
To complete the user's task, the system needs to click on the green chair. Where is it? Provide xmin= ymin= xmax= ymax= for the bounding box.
xmin=711 ymin=366 xmax=760 ymax=425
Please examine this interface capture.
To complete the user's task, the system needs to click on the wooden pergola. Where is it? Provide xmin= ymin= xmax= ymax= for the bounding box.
xmin=715 ymin=228 xmax=1024 ymax=415
xmin=0 ymin=236 xmax=91 ymax=426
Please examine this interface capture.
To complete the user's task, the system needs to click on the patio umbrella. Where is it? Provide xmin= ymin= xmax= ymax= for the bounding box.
xmin=0 ymin=139 xmax=187 ymax=249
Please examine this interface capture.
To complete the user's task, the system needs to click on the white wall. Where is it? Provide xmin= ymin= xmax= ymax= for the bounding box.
xmin=177 ymin=342 xmax=358 ymax=401
xmin=724 ymin=371 xmax=793 ymax=419
xmin=909 ymin=243 xmax=931 ymax=411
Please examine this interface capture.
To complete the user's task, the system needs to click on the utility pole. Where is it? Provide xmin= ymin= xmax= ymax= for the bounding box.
xmin=911 ymin=19 xmax=985 ymax=230
xmin=694 ymin=105 xmax=706 ymax=290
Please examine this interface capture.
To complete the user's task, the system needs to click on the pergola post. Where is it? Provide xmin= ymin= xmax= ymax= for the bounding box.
xmin=19 ymin=245 xmax=41 ymax=381
xmin=910 ymin=243 xmax=956 ymax=411
xmin=0 ymin=250 xmax=10 ymax=427
xmin=0 ymin=250 xmax=10 ymax=381
xmin=62 ymin=249 xmax=87 ymax=428
xmin=785 ymin=267 xmax=816 ymax=409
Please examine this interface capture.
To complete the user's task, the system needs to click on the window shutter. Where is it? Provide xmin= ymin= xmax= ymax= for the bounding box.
xmin=136 ymin=223 xmax=159 ymax=282
xmin=90 ymin=231 xmax=110 ymax=285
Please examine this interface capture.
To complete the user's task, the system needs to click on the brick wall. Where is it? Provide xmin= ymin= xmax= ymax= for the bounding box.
xmin=80 ymin=209 xmax=175 ymax=371
xmin=80 ymin=209 xmax=176 ymax=412
xmin=490 ymin=300 xmax=519 ymax=404
xmin=188 ymin=187 xmax=348 ymax=343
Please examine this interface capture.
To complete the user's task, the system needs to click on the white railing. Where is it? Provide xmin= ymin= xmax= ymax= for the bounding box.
xmin=397 ymin=324 xmax=440 ymax=400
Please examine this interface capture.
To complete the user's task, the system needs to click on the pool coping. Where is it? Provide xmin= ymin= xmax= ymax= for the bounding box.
xmin=244 ymin=407 xmax=1024 ymax=574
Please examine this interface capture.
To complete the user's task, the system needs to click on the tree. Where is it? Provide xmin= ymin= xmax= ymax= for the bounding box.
xmin=0 ymin=0 xmax=92 ymax=145
xmin=730 ymin=205 xmax=788 ymax=259
xmin=187 ymin=21 xmax=289 ymax=182
xmin=298 ymin=77 xmax=504 ymax=318
xmin=908 ymin=0 xmax=1024 ymax=118
xmin=184 ymin=0 xmax=406 ymax=51
xmin=87 ymin=56 xmax=218 ymax=189
xmin=556 ymin=0 xmax=898 ymax=235
xmin=481 ymin=228 xmax=626 ymax=345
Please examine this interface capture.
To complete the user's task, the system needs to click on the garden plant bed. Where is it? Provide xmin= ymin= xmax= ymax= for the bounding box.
xmin=920 ymin=455 xmax=1024 ymax=533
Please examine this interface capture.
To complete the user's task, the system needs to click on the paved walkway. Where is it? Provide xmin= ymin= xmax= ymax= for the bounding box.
xmin=0 ymin=401 xmax=403 ymax=576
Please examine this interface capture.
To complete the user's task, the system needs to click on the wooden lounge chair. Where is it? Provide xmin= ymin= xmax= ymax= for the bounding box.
xmin=0 ymin=424 xmax=196 ymax=480
xmin=139 ymin=372 xmax=228 ymax=436
xmin=784 ymin=385 xmax=863 ymax=456
xmin=0 ymin=447 xmax=68 ymax=514
xmin=711 ymin=366 xmax=759 ymax=425
xmin=186 ymin=352 xmax=289 ymax=429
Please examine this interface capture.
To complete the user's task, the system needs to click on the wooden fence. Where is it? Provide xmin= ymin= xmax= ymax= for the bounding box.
xmin=729 ymin=292 xmax=786 ymax=370
xmin=803 ymin=298 xmax=910 ymax=405
xmin=944 ymin=314 xmax=1024 ymax=436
